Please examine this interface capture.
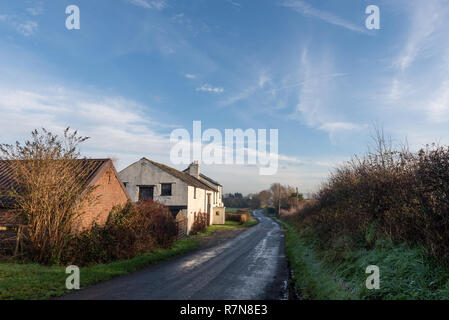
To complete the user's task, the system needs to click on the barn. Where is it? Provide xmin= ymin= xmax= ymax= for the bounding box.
xmin=0 ymin=159 xmax=130 ymax=253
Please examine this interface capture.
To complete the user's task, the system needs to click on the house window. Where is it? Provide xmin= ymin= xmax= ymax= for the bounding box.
xmin=139 ymin=186 xmax=154 ymax=201
xmin=194 ymin=187 xmax=197 ymax=199
xmin=161 ymin=183 xmax=172 ymax=196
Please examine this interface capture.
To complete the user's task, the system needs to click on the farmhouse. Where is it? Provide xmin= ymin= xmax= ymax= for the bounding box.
xmin=119 ymin=158 xmax=225 ymax=233
xmin=0 ymin=159 xmax=130 ymax=233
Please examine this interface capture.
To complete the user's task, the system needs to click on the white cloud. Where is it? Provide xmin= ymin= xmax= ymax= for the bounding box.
xmin=281 ymin=0 xmax=368 ymax=34
xmin=319 ymin=122 xmax=361 ymax=132
xmin=185 ymin=73 xmax=196 ymax=79
xmin=387 ymin=78 xmax=404 ymax=102
xmin=0 ymin=15 xmax=38 ymax=36
xmin=0 ymin=84 xmax=350 ymax=193
xmin=428 ymin=80 xmax=449 ymax=123
xmin=125 ymin=0 xmax=167 ymax=10
xmin=26 ymin=3 xmax=44 ymax=16
xmin=196 ymin=84 xmax=224 ymax=94
xmin=380 ymin=1 xmax=449 ymax=126
xmin=258 ymin=72 xmax=271 ymax=88
xmin=17 ymin=21 xmax=38 ymax=36
xmin=290 ymin=49 xmax=362 ymax=140
xmin=227 ymin=1 xmax=241 ymax=7
xmin=292 ymin=50 xmax=328 ymax=127
xmin=0 ymin=87 xmax=174 ymax=170
xmin=218 ymin=72 xmax=272 ymax=107
xmin=394 ymin=1 xmax=448 ymax=71
xmin=219 ymin=86 xmax=256 ymax=107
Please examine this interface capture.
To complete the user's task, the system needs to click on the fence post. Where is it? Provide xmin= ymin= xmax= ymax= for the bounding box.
xmin=14 ymin=225 xmax=22 ymax=257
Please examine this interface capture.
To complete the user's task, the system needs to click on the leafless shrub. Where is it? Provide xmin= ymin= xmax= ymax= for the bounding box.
xmin=0 ymin=128 xmax=94 ymax=264
xmin=284 ymin=129 xmax=449 ymax=263
xmin=225 ymin=212 xmax=250 ymax=224
xmin=63 ymin=200 xmax=177 ymax=265
xmin=190 ymin=212 xmax=208 ymax=235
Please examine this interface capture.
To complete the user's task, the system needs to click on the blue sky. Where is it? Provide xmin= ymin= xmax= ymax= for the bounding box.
xmin=0 ymin=0 xmax=448 ymax=194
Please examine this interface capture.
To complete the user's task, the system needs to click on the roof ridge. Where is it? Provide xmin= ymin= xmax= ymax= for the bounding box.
xmin=141 ymin=158 xmax=216 ymax=191
xmin=0 ymin=159 xmax=113 ymax=208
xmin=182 ymin=167 xmax=222 ymax=187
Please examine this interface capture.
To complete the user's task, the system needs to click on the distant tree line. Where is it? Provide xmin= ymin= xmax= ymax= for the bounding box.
xmin=223 ymin=184 xmax=304 ymax=213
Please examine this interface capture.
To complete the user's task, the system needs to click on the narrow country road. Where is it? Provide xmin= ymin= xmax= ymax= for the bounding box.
xmin=62 ymin=211 xmax=288 ymax=300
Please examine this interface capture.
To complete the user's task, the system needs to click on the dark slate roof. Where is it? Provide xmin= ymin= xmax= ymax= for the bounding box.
xmin=142 ymin=158 xmax=217 ymax=192
xmin=199 ymin=173 xmax=222 ymax=187
xmin=0 ymin=159 xmax=112 ymax=208
xmin=0 ymin=161 xmax=16 ymax=195
xmin=182 ymin=168 xmax=222 ymax=187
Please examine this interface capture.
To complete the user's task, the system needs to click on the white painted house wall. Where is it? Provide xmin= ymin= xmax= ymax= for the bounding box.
xmin=119 ymin=158 xmax=224 ymax=233
xmin=195 ymin=175 xmax=225 ymax=225
xmin=119 ymin=158 xmax=188 ymax=206
xmin=186 ymin=186 xmax=213 ymax=231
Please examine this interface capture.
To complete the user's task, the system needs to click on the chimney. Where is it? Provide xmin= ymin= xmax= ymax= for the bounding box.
xmin=188 ymin=161 xmax=200 ymax=179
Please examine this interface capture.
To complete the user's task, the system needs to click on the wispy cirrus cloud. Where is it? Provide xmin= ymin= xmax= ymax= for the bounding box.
xmin=227 ymin=0 xmax=241 ymax=7
xmin=196 ymin=84 xmax=224 ymax=94
xmin=380 ymin=1 xmax=449 ymax=125
xmin=185 ymin=73 xmax=196 ymax=79
xmin=281 ymin=0 xmax=368 ymax=34
xmin=290 ymin=49 xmax=362 ymax=139
xmin=125 ymin=0 xmax=167 ymax=10
xmin=219 ymin=72 xmax=271 ymax=107
xmin=394 ymin=1 xmax=448 ymax=71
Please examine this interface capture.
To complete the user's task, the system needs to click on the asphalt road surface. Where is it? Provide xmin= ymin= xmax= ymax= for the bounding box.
xmin=62 ymin=210 xmax=288 ymax=300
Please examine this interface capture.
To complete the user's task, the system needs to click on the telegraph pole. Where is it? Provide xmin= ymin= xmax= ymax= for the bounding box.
xmin=277 ymin=183 xmax=281 ymax=218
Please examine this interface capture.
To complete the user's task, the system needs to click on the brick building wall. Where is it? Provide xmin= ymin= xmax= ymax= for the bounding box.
xmin=78 ymin=166 xmax=129 ymax=230
xmin=0 ymin=209 xmax=19 ymax=254
xmin=0 ymin=209 xmax=18 ymax=226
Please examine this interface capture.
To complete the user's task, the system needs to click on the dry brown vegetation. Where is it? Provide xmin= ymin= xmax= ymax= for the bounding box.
xmin=0 ymin=128 xmax=96 ymax=264
xmin=0 ymin=128 xmax=179 ymax=266
xmin=225 ymin=211 xmax=250 ymax=224
xmin=64 ymin=200 xmax=178 ymax=265
xmin=285 ymin=130 xmax=449 ymax=263
xmin=190 ymin=212 xmax=209 ymax=235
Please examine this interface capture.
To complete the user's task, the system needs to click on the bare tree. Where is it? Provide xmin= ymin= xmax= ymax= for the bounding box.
xmin=257 ymin=190 xmax=272 ymax=207
xmin=0 ymin=128 xmax=95 ymax=263
xmin=270 ymin=183 xmax=294 ymax=216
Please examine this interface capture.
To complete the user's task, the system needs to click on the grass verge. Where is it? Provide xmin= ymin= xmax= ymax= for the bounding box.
xmin=278 ymin=218 xmax=449 ymax=300
xmin=0 ymin=238 xmax=198 ymax=300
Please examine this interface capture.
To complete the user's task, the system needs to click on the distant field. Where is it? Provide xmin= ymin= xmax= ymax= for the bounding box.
xmin=225 ymin=208 xmax=251 ymax=213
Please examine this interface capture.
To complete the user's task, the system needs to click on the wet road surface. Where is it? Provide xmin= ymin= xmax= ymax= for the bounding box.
xmin=62 ymin=210 xmax=288 ymax=300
